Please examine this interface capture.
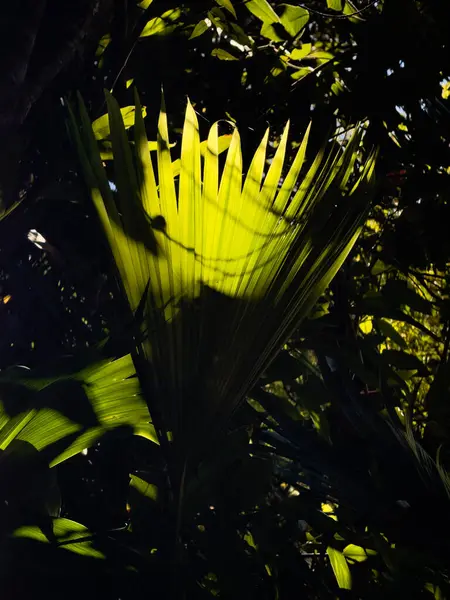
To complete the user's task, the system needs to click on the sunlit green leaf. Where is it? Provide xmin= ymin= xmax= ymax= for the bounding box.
xmin=92 ymin=106 xmax=146 ymax=141
xmin=332 ymin=79 xmax=345 ymax=95
xmin=171 ymin=134 xmax=232 ymax=177
xmin=215 ymin=0 xmax=237 ymax=18
xmin=279 ymin=4 xmax=309 ymax=37
xmin=442 ymin=82 xmax=450 ymax=100
xmin=100 ymin=138 xmax=175 ymax=161
xmin=327 ymin=546 xmax=352 ymax=589
xmin=425 ymin=582 xmax=444 ymax=600
xmin=260 ymin=23 xmax=285 ymax=42
xmin=211 ymin=48 xmax=239 ymax=60
xmin=244 ymin=530 xmax=257 ymax=549
xmin=371 ymin=258 xmax=390 ymax=275
xmin=190 ymin=20 xmax=209 ymax=40
xmin=327 ymin=0 xmax=343 ymax=10
xmin=290 ymin=66 xmax=313 ymax=80
xmin=359 ymin=317 xmax=373 ymax=334
xmin=130 ymin=474 xmax=159 ymax=501
xmin=343 ymin=544 xmax=377 ymax=563
xmin=245 ymin=0 xmax=280 ymax=24
xmin=0 ymin=355 xmax=157 ymax=466
xmin=70 ymin=89 xmax=376 ymax=455
xmin=290 ymin=44 xmax=312 ymax=60
xmin=308 ymin=50 xmax=334 ymax=61
xmin=95 ymin=33 xmax=111 ymax=68
xmin=140 ymin=9 xmax=181 ymax=37
xmin=343 ymin=0 xmax=365 ymax=22
xmin=13 ymin=519 xmax=105 ymax=559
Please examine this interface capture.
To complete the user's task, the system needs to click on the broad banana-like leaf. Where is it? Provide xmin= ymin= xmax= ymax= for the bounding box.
xmin=0 ymin=355 xmax=157 ymax=467
xmin=13 ymin=518 xmax=105 ymax=559
xmin=69 ymin=90 xmax=376 ymax=456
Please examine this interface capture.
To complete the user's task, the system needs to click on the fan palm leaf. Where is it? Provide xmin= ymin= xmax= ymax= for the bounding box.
xmin=69 ymin=90 xmax=376 ymax=461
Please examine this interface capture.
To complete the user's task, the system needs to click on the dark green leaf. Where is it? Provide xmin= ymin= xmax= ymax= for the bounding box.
xmin=0 ymin=440 xmax=61 ymax=519
xmin=251 ymin=386 xmax=301 ymax=422
xmin=382 ymin=350 xmax=429 ymax=376
xmin=376 ymin=319 xmax=407 ymax=348
xmin=208 ymin=7 xmax=229 ymax=30
xmin=230 ymin=23 xmax=253 ymax=46
xmin=263 ymin=350 xmax=305 ymax=382
xmin=382 ymin=279 xmax=431 ymax=314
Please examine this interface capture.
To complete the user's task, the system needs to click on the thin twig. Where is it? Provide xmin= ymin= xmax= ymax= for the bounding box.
xmin=296 ymin=0 xmax=380 ymax=19
xmin=239 ymin=0 xmax=380 ymax=20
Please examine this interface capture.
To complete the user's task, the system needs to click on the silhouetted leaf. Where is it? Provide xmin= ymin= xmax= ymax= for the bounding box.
xmin=382 ymin=279 xmax=431 ymax=314
xmin=382 ymin=350 xmax=429 ymax=376
xmin=38 ymin=379 xmax=99 ymax=428
xmin=0 ymin=440 xmax=61 ymax=522
xmin=263 ymin=350 xmax=305 ymax=382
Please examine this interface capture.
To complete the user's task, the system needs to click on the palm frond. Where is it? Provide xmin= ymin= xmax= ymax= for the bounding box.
xmin=69 ymin=90 xmax=376 ymax=455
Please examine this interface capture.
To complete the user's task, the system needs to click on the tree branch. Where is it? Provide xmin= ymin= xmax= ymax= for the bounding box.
xmin=18 ymin=0 xmax=106 ymax=125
